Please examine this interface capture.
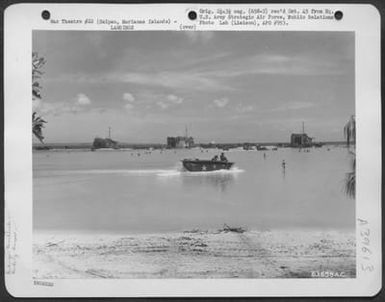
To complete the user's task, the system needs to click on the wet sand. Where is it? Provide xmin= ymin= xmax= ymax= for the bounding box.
xmin=33 ymin=229 xmax=355 ymax=279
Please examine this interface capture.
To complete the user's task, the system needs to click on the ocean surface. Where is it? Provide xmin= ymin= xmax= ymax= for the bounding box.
xmin=33 ymin=147 xmax=355 ymax=233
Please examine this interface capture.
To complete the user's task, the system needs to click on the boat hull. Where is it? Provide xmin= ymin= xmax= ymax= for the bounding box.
xmin=182 ymin=160 xmax=234 ymax=172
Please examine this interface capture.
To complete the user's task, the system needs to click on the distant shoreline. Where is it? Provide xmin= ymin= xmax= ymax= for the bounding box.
xmin=33 ymin=141 xmax=349 ymax=150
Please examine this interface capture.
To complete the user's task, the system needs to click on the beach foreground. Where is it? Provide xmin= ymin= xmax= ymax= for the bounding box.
xmin=33 ymin=229 xmax=356 ymax=279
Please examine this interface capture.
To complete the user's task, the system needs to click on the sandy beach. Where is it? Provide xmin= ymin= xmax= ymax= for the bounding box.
xmin=33 ymin=229 xmax=355 ymax=279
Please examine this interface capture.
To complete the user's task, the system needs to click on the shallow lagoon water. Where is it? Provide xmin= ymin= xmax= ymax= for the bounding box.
xmin=33 ymin=147 xmax=355 ymax=233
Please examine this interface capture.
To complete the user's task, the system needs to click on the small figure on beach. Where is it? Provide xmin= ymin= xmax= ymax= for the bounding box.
xmin=263 ymin=153 xmax=266 ymax=159
xmin=282 ymin=160 xmax=286 ymax=177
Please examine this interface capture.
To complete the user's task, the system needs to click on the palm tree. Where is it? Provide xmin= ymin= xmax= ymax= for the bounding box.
xmin=344 ymin=115 xmax=355 ymax=198
xmin=344 ymin=115 xmax=356 ymax=147
xmin=32 ymin=112 xmax=46 ymax=143
xmin=32 ymin=52 xmax=47 ymax=143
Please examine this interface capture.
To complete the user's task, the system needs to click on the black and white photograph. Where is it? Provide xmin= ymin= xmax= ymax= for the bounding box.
xmin=32 ymin=30 xmax=357 ymax=279
xmin=4 ymin=3 xmax=381 ymax=297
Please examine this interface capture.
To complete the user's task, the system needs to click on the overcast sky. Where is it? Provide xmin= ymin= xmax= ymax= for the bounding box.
xmin=33 ymin=31 xmax=354 ymax=143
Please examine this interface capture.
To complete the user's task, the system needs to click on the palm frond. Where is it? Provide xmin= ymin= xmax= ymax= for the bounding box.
xmin=344 ymin=147 xmax=356 ymax=199
xmin=345 ymin=171 xmax=356 ymax=198
xmin=32 ymin=52 xmax=46 ymax=101
xmin=344 ymin=115 xmax=356 ymax=147
xmin=32 ymin=53 xmax=47 ymax=144
xmin=343 ymin=116 xmax=356 ymax=199
xmin=32 ymin=82 xmax=43 ymax=100
xmin=32 ymin=112 xmax=47 ymax=143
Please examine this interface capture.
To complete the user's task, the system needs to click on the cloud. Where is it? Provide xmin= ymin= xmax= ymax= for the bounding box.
xmin=156 ymin=101 xmax=169 ymax=109
xmin=210 ymin=54 xmax=347 ymax=78
xmin=156 ymin=94 xmax=184 ymax=110
xmin=213 ymin=97 xmax=229 ymax=108
xmin=33 ymin=93 xmax=93 ymax=116
xmin=49 ymin=71 xmax=227 ymax=91
xmin=183 ymin=31 xmax=214 ymax=43
xmin=124 ymin=103 xmax=134 ymax=110
xmin=34 ymin=101 xmax=77 ymax=116
xmin=48 ymin=51 xmax=347 ymax=94
xmin=176 ymin=52 xmax=230 ymax=70
xmin=270 ymin=101 xmax=315 ymax=112
xmin=123 ymin=92 xmax=135 ymax=102
xmin=116 ymin=71 xmax=226 ymax=91
xmin=167 ymin=94 xmax=183 ymax=104
xmin=76 ymin=93 xmax=91 ymax=105
xmin=236 ymin=104 xmax=254 ymax=113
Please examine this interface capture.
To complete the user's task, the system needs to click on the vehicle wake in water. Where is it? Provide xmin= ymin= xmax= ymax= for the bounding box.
xmin=158 ymin=166 xmax=244 ymax=177
xmin=39 ymin=166 xmax=245 ymax=177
